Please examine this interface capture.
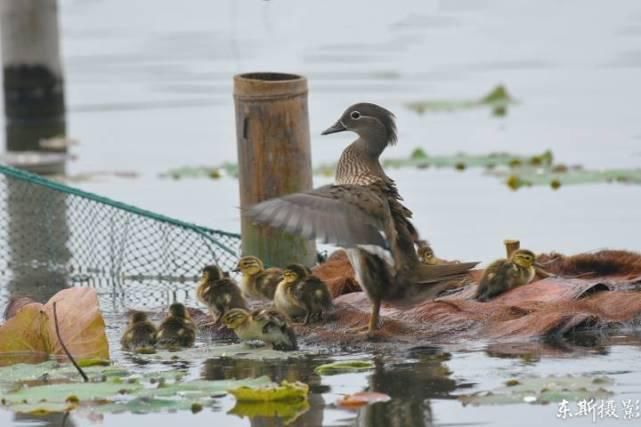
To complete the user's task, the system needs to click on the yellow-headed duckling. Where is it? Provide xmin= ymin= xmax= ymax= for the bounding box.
xmin=476 ymin=249 xmax=536 ymax=302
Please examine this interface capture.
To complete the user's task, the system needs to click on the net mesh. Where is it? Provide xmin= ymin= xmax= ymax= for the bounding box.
xmin=0 ymin=164 xmax=242 ymax=284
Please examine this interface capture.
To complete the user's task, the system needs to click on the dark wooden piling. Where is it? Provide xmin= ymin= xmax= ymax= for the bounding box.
xmin=233 ymin=72 xmax=316 ymax=268
xmin=1 ymin=0 xmax=66 ymax=173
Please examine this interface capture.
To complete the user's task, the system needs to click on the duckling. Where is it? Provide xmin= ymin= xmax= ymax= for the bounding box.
xmin=417 ymin=245 xmax=438 ymax=265
xmin=156 ymin=303 xmax=197 ymax=348
xmin=476 ymin=249 xmax=536 ymax=302
xmin=221 ymin=308 xmax=261 ymax=343
xmin=253 ymin=308 xmax=299 ymax=351
xmin=120 ymin=311 xmax=157 ymax=353
xmin=233 ymin=256 xmax=282 ymax=300
xmin=196 ymin=264 xmax=248 ymax=324
xmin=222 ymin=308 xmax=298 ymax=351
xmin=274 ymin=264 xmax=335 ymax=324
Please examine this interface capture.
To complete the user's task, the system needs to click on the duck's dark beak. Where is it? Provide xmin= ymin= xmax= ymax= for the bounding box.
xmin=232 ymin=267 xmax=240 ymax=273
xmin=321 ymin=120 xmax=346 ymax=135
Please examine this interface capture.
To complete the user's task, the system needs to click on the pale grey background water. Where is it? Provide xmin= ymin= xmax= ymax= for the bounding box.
xmin=1 ymin=0 xmax=641 ymax=425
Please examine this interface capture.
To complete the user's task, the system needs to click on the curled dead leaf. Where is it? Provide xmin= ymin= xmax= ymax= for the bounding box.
xmin=0 ymin=288 xmax=109 ymax=366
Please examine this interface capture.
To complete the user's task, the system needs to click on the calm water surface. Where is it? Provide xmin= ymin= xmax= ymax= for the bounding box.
xmin=1 ymin=0 xmax=641 ymax=425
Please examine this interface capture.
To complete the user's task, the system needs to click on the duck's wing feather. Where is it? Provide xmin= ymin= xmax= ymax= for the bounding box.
xmin=246 ymin=184 xmax=389 ymax=249
xmin=412 ymin=262 xmax=480 ymax=284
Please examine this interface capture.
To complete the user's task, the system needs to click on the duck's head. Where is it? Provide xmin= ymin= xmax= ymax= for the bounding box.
xmin=417 ymin=246 xmax=436 ymax=265
xmin=233 ymin=256 xmax=264 ymax=275
xmin=168 ymin=303 xmax=189 ymax=319
xmin=201 ymin=264 xmax=224 ymax=282
xmin=510 ymin=249 xmax=536 ymax=269
xmin=282 ymin=264 xmax=309 ymax=284
xmin=253 ymin=308 xmax=286 ymax=326
xmin=321 ymin=102 xmax=397 ymax=149
xmin=128 ymin=310 xmax=149 ymax=325
xmin=222 ymin=308 xmax=250 ymax=329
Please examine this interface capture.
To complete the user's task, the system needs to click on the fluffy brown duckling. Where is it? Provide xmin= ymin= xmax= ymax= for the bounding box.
xmin=222 ymin=308 xmax=298 ymax=351
xmin=274 ymin=264 xmax=335 ymax=324
xmin=156 ymin=303 xmax=197 ymax=348
xmin=120 ymin=311 xmax=157 ymax=353
xmin=417 ymin=245 xmax=438 ymax=265
xmin=253 ymin=308 xmax=299 ymax=351
xmin=196 ymin=264 xmax=248 ymax=324
xmin=233 ymin=256 xmax=282 ymax=300
xmin=476 ymin=249 xmax=537 ymax=302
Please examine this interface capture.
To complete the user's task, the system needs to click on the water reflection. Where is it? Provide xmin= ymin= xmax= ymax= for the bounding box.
xmin=484 ymin=332 xmax=613 ymax=362
xmin=13 ymin=412 xmax=76 ymax=427
xmin=355 ymin=349 xmax=456 ymax=427
xmin=5 ymin=177 xmax=71 ymax=303
xmin=202 ymin=356 xmax=325 ymax=426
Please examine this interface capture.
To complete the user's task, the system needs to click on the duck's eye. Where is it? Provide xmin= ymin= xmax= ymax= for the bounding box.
xmin=350 ymin=111 xmax=361 ymax=120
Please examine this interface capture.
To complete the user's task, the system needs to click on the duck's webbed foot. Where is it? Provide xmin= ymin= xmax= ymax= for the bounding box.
xmin=344 ymin=299 xmax=384 ymax=339
xmin=366 ymin=299 xmax=383 ymax=340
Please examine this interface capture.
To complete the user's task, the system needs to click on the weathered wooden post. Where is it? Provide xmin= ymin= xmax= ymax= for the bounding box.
xmin=1 ymin=0 xmax=67 ymax=172
xmin=504 ymin=239 xmax=520 ymax=258
xmin=234 ymin=72 xmax=316 ymax=267
xmin=504 ymin=239 xmax=552 ymax=277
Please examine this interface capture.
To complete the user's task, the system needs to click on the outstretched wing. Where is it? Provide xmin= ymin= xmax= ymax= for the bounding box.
xmin=246 ymin=184 xmax=390 ymax=249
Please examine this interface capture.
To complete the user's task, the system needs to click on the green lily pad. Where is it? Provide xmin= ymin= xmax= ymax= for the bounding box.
xmin=489 ymin=167 xmax=641 ymax=191
xmin=0 ymin=361 xmax=128 ymax=392
xmin=139 ymin=343 xmax=308 ymax=362
xmin=228 ymin=380 xmax=308 ymax=402
xmin=160 ymin=149 xmax=555 ymax=182
xmin=0 ymin=360 xmax=273 ymax=415
xmin=458 ymin=375 xmax=613 ymax=406
xmin=314 ymin=360 xmax=375 ymax=375
xmin=380 ymin=150 xmax=554 ymax=171
xmin=98 ymin=377 xmax=272 ymax=414
xmin=404 ymin=85 xmax=515 ymax=115
xmin=5 ymin=381 xmax=143 ymax=405
xmin=159 ymin=163 xmax=238 ymax=180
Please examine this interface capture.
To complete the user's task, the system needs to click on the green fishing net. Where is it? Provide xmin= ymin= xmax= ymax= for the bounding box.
xmin=0 ymin=164 xmax=241 ymax=285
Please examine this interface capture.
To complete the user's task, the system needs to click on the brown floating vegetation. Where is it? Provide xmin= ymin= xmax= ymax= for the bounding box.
xmin=282 ymin=249 xmax=641 ymax=345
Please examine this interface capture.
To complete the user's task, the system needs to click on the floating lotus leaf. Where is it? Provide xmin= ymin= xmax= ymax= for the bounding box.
xmin=138 ymin=343 xmax=307 ymax=362
xmin=228 ymin=380 xmax=309 ymax=402
xmin=0 ymin=360 xmax=273 ymax=415
xmin=458 ymin=375 xmax=613 ymax=406
xmin=404 ymin=85 xmax=515 ymax=115
xmin=4 ymin=381 xmax=143 ymax=406
xmin=314 ymin=360 xmax=375 ymax=375
xmin=0 ymin=361 xmax=126 ymax=391
xmin=161 ymin=149 xmax=556 ymax=180
xmin=159 ymin=162 xmax=238 ymax=180
xmin=489 ymin=167 xmax=641 ymax=191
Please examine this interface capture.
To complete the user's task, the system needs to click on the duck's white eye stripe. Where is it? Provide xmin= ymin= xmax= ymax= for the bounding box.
xmin=351 ymin=111 xmax=361 ymax=120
